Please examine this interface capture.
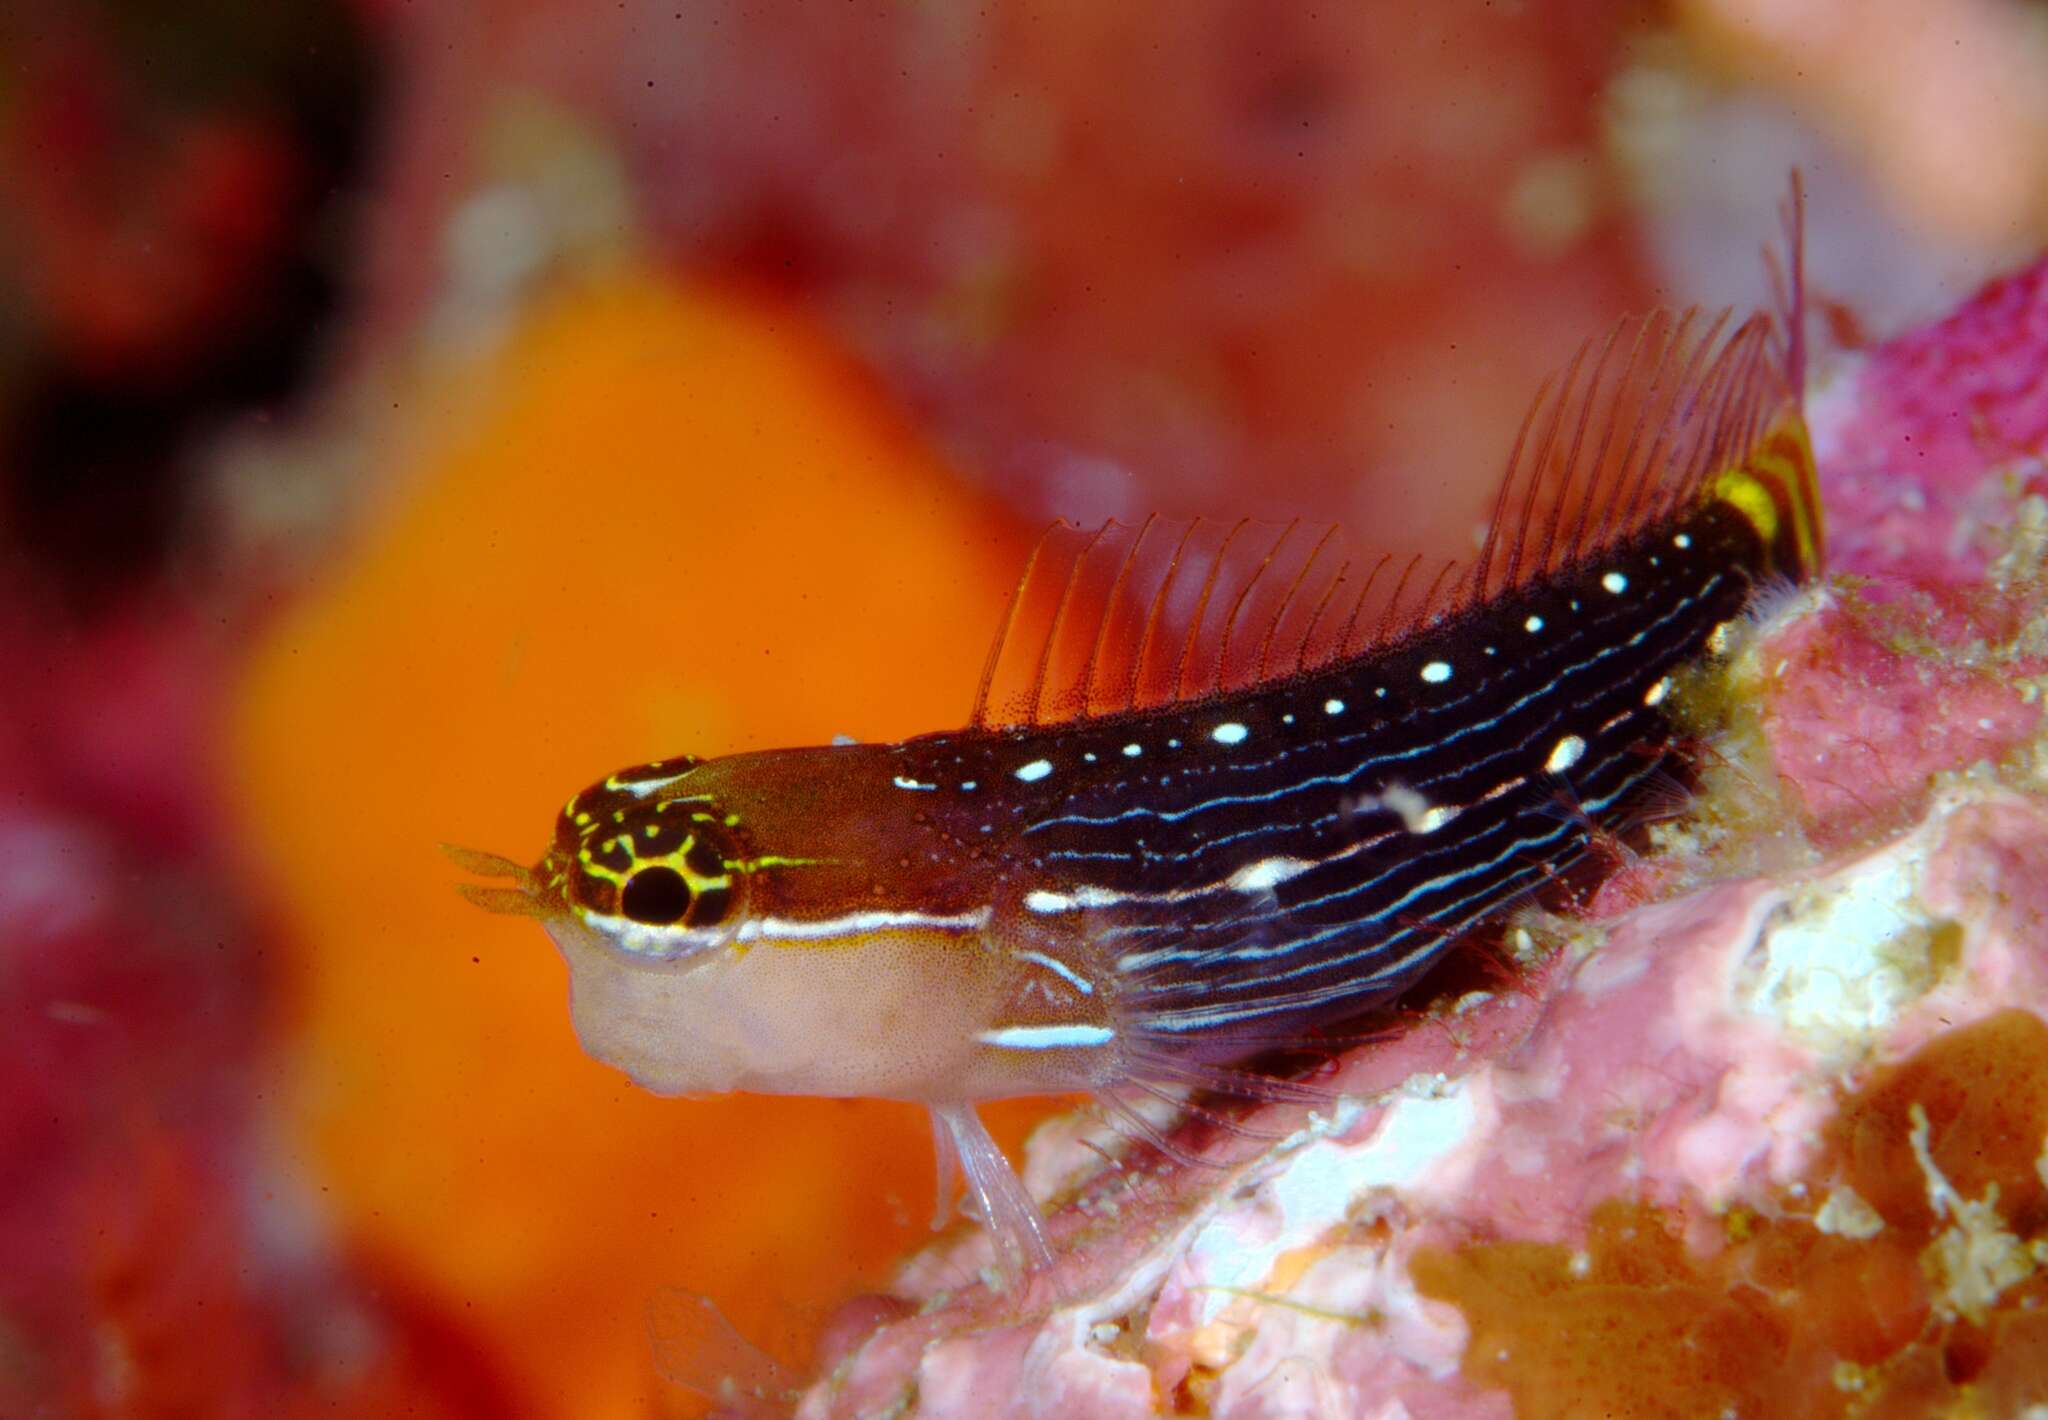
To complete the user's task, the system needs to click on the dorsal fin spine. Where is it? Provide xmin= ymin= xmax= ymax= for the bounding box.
xmin=1370 ymin=555 xmax=1425 ymax=652
xmin=973 ymin=527 xmax=1054 ymax=730
xmin=1704 ymin=328 xmax=1768 ymax=494
xmin=1509 ymin=352 xmax=1583 ymax=600
xmin=1127 ymin=521 xmax=1197 ymax=713
xmin=1216 ymin=520 xmax=1299 ymax=694
xmin=1532 ymin=341 xmax=1597 ymax=581
xmin=1171 ymin=519 xmax=1250 ymax=702
xmin=1028 ymin=521 xmax=1111 ymax=725
xmin=1766 ymin=171 xmax=1808 ymax=405
xmin=1626 ymin=309 xmax=1732 ymax=536
xmin=1339 ymin=554 xmax=1393 ymax=660
xmin=1480 ymin=375 xmax=1551 ymax=608
xmin=1257 ymin=524 xmax=1340 ymax=681
xmin=1677 ymin=318 xmax=1762 ymax=518
xmin=1603 ymin=312 xmax=1679 ymax=555
xmin=1080 ymin=514 xmax=1157 ymax=718
xmin=1411 ymin=560 xmax=1461 ymax=639
xmin=1568 ymin=308 xmax=1678 ymax=571
xmin=1291 ymin=555 xmax=1352 ymax=676
xmin=1553 ymin=322 xmax=1632 ymax=576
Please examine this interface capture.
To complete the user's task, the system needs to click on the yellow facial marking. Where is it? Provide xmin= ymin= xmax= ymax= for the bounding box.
xmin=1709 ymin=468 xmax=1781 ymax=546
xmin=1710 ymin=415 xmax=1824 ymax=576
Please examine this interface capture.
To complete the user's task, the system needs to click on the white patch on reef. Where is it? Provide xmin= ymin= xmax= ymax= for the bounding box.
xmin=1733 ymin=822 xmax=1945 ymax=1052
xmin=1814 ymin=1185 xmax=1885 ymax=1239
xmin=1184 ymin=1079 xmax=1483 ymax=1324
xmin=1912 ymin=1101 xmax=2037 ymax=1322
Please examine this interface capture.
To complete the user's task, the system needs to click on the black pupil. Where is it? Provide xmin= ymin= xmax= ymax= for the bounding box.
xmin=621 ymin=866 xmax=692 ymax=925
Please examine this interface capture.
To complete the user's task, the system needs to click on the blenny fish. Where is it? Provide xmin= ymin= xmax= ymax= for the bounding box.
xmin=451 ymin=184 xmax=1823 ymax=1273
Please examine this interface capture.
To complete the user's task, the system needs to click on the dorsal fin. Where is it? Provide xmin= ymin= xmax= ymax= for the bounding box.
xmin=1465 ymin=172 xmax=1813 ymax=609
xmin=972 ymin=175 xmax=1815 ymax=732
xmin=970 ymin=517 xmax=1459 ymax=729
xmin=1461 ymin=300 xmax=1787 ymax=611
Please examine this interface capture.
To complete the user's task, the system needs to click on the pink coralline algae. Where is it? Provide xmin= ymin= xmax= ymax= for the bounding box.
xmin=767 ymin=255 xmax=2048 ymax=1420
xmin=1813 ymin=257 xmax=2048 ymax=584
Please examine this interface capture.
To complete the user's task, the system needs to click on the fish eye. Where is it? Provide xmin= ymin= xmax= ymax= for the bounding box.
xmin=621 ymin=866 xmax=692 ymax=925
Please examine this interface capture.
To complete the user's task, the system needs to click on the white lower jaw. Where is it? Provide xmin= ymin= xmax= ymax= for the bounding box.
xmin=541 ymin=911 xmax=1014 ymax=1101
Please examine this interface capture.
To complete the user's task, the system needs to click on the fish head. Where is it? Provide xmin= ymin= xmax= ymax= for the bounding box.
xmin=447 ymin=745 xmax=1018 ymax=1099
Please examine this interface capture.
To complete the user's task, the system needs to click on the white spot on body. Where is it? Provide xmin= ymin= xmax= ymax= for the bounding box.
xmin=1545 ymin=735 xmax=1587 ymax=773
xmin=1421 ymin=661 xmax=1452 ymax=684
xmin=1226 ymin=856 xmax=1314 ymax=892
xmin=1211 ymin=722 xmax=1249 ymax=745
xmin=1674 ymin=532 xmax=1693 ymax=549
xmin=1361 ymin=782 xmax=1457 ymax=834
xmin=1525 ymin=615 xmax=1544 ymax=633
xmin=1122 ymin=743 xmax=1142 ymax=758
xmin=1325 ymin=698 xmax=1345 ymax=715
xmin=977 ymin=1023 xmax=1116 ymax=1050
xmin=1644 ymin=677 xmax=1672 ymax=707
xmin=1602 ymin=571 xmax=1628 ymax=594
xmin=1019 ymin=884 xmax=1129 ymax=914
xmin=1707 ymin=620 xmax=1735 ymax=655
xmin=1012 ymin=948 xmax=1095 ymax=996
xmin=1014 ymin=758 xmax=1053 ymax=782
xmin=892 ymin=775 xmax=935 ymax=791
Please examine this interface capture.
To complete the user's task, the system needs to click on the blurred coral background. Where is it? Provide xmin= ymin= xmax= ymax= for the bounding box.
xmin=1 ymin=1 xmax=2043 ymax=1416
